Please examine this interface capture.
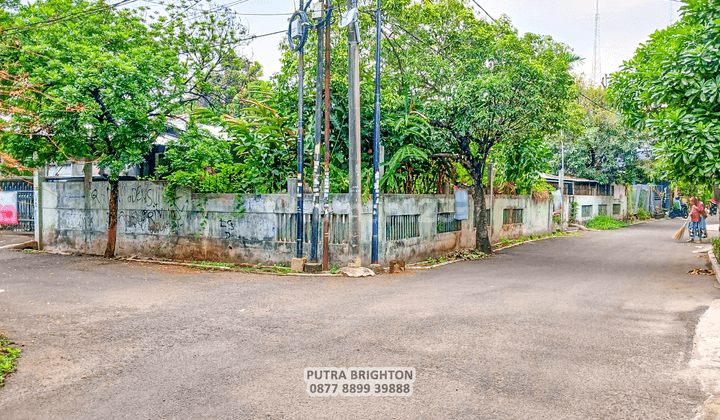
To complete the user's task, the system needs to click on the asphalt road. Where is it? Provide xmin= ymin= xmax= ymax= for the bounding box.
xmin=1 ymin=219 xmax=719 ymax=419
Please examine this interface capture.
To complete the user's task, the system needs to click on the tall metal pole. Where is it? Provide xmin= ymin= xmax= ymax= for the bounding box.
xmin=347 ymin=0 xmax=362 ymax=267
xmin=371 ymin=0 xmax=381 ymax=264
xmin=322 ymin=5 xmax=332 ymax=271
xmin=296 ymin=0 xmax=306 ymax=258
xmin=311 ymin=14 xmax=324 ymax=263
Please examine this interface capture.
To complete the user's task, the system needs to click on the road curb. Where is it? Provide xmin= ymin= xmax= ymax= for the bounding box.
xmin=0 ymin=240 xmax=37 ymax=250
xmin=707 ymin=250 xmax=720 ymax=288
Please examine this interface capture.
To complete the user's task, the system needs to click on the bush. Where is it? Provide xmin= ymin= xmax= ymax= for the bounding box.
xmin=636 ymin=208 xmax=652 ymax=220
xmin=586 ymin=215 xmax=627 ymax=230
xmin=712 ymin=237 xmax=720 ymax=256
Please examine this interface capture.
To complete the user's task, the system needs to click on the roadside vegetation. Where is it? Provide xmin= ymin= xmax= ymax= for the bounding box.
xmin=496 ymin=231 xmax=581 ymax=249
xmin=712 ymin=237 xmax=720 ymax=257
xmin=586 ymin=215 xmax=627 ymax=230
xmin=3 ymin=0 xmax=718 ymax=259
xmin=0 ymin=333 xmax=20 ymax=388
xmin=188 ymin=261 xmax=292 ymax=274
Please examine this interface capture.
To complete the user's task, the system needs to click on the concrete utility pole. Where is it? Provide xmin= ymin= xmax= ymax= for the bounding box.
xmin=322 ymin=8 xmax=332 ymax=271
xmin=310 ymin=4 xmax=324 ymax=265
xmin=371 ymin=0 xmax=381 ymax=265
xmin=347 ymin=0 xmax=362 ymax=267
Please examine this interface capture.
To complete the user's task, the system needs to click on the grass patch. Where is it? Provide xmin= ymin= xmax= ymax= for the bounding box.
xmin=239 ymin=266 xmax=292 ymax=274
xmin=189 ymin=261 xmax=237 ymax=270
xmin=0 ymin=333 xmax=20 ymax=388
xmin=586 ymin=215 xmax=627 ymax=230
xmin=189 ymin=260 xmax=293 ymax=274
xmin=417 ymin=249 xmax=486 ymax=266
xmin=495 ymin=231 xmax=580 ymax=248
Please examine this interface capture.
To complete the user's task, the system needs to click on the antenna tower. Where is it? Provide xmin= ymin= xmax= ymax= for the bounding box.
xmin=591 ymin=0 xmax=601 ymax=86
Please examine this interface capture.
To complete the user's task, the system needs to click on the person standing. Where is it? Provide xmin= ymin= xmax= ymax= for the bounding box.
xmin=699 ymin=200 xmax=708 ymax=240
xmin=687 ymin=197 xmax=707 ymax=243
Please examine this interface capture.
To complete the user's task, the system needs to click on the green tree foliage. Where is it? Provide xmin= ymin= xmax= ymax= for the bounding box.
xmin=273 ymin=0 xmax=576 ymax=252
xmin=272 ymin=5 xmax=456 ymax=196
xmin=552 ymin=81 xmax=654 ymax=185
xmin=382 ymin=0 xmax=577 ymax=251
xmin=0 ymin=0 xmax=249 ymax=257
xmin=166 ymin=94 xmax=297 ymax=197
xmin=609 ymin=0 xmax=720 ymax=184
xmin=491 ymin=137 xmax=553 ymax=195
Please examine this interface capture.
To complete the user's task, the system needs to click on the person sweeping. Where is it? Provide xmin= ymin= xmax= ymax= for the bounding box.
xmin=686 ymin=197 xmax=707 ymax=243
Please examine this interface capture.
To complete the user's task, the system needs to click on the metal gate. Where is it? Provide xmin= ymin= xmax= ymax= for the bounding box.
xmin=0 ymin=178 xmax=34 ymax=232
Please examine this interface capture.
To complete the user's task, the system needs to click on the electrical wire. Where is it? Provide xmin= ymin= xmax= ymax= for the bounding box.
xmin=579 ymin=91 xmax=622 ymax=116
xmin=1 ymin=0 xmax=140 ymax=34
xmin=469 ymin=0 xmax=496 ymax=23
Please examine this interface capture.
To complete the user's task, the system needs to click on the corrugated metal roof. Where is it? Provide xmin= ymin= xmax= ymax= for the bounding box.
xmin=539 ymin=173 xmax=600 ymax=183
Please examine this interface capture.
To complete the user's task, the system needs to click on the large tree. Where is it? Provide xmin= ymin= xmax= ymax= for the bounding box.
xmin=271 ymin=0 xmax=577 ymax=252
xmin=0 ymin=0 xmax=249 ymax=257
xmin=383 ymin=0 xmax=577 ymax=252
xmin=609 ymin=0 xmax=720 ymax=184
xmin=551 ymin=81 xmax=654 ymax=185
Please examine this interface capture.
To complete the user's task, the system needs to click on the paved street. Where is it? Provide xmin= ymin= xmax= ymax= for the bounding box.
xmin=1 ymin=219 xmax=719 ymax=419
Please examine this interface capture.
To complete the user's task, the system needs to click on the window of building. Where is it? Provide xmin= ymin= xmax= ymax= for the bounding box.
xmin=581 ymin=205 xmax=592 ymax=218
xmin=502 ymin=208 xmax=524 ymax=224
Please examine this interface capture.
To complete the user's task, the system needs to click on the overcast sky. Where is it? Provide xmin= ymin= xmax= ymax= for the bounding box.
xmin=203 ymin=0 xmax=683 ymax=81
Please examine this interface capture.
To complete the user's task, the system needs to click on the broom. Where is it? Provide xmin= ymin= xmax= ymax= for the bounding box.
xmin=673 ymin=213 xmax=692 ymax=240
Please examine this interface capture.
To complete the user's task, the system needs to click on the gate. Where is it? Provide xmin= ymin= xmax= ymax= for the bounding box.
xmin=0 ymin=178 xmax=34 ymax=232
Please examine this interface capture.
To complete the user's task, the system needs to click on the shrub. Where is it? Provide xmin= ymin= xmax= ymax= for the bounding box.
xmin=586 ymin=215 xmax=627 ymax=230
xmin=636 ymin=208 xmax=652 ymax=220
xmin=712 ymin=237 xmax=720 ymax=257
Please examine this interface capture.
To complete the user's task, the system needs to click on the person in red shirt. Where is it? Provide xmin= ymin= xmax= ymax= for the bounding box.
xmin=687 ymin=197 xmax=707 ymax=243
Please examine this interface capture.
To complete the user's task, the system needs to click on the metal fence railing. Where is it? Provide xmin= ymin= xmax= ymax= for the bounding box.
xmin=386 ymin=214 xmax=420 ymax=241
xmin=0 ymin=178 xmax=34 ymax=232
xmin=437 ymin=212 xmax=461 ymax=234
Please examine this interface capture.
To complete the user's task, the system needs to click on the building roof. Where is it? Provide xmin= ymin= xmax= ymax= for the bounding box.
xmin=539 ymin=173 xmax=601 ymax=184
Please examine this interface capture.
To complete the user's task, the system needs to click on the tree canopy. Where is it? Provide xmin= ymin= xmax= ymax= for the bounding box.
xmin=609 ymin=0 xmax=720 ymax=184
xmin=0 ymin=0 xmax=251 ymax=256
xmin=551 ymin=81 xmax=654 ymax=185
xmin=385 ymin=0 xmax=578 ymax=251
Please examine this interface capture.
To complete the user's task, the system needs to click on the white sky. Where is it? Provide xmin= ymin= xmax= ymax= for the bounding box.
xmin=165 ymin=0 xmax=683 ymax=81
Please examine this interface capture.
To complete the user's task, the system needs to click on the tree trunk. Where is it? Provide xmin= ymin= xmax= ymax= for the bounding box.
xmin=472 ymin=181 xmax=492 ymax=253
xmin=103 ymin=180 xmax=119 ymax=258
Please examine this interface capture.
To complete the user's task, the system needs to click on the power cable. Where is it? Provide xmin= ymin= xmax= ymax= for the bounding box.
xmin=469 ymin=0 xmax=496 ymax=23
xmin=579 ymin=91 xmax=622 ymax=116
xmin=1 ymin=0 xmax=140 ymax=34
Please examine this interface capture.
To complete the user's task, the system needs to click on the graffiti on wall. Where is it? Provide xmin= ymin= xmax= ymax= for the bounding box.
xmin=0 ymin=191 xmax=18 ymax=225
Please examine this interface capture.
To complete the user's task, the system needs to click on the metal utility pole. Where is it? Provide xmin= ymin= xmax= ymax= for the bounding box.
xmin=294 ymin=1 xmax=307 ymax=259
xmin=347 ymin=0 xmax=362 ymax=267
xmin=322 ymin=5 xmax=332 ymax=271
xmin=310 ymin=2 xmax=325 ymax=264
xmin=371 ymin=0 xmax=381 ymax=264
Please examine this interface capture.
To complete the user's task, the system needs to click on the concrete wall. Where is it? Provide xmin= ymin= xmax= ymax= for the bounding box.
xmin=41 ymin=181 xmax=476 ymax=266
xmin=485 ymin=195 xmax=553 ymax=244
xmin=41 ymin=180 xmax=627 ymax=265
xmin=567 ymin=194 xmax=626 ymax=224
